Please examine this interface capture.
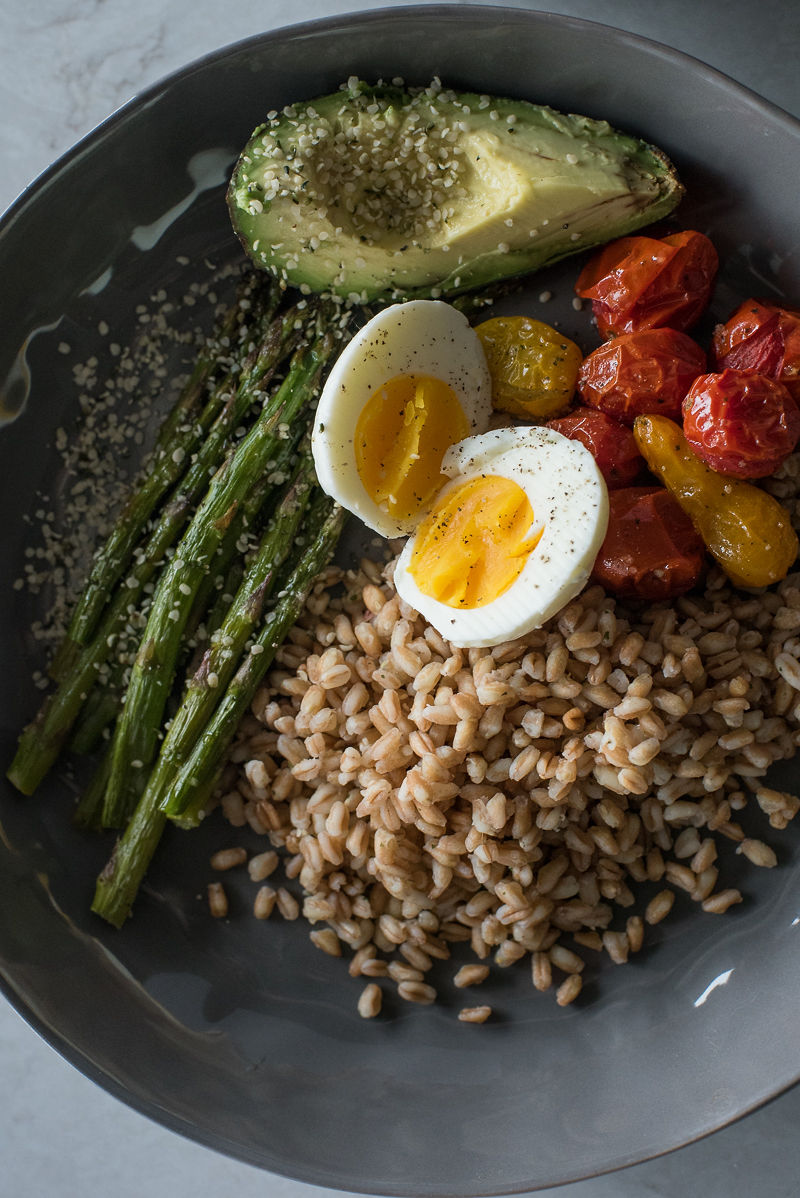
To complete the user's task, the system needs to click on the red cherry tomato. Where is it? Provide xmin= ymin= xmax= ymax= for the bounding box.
xmin=712 ymin=298 xmax=800 ymax=400
xmin=547 ymin=408 xmax=642 ymax=488
xmin=575 ymin=230 xmax=719 ymax=338
xmin=591 ymin=487 xmax=706 ymax=600
xmin=576 ymin=328 xmax=706 ymax=426
xmin=682 ymin=369 xmax=800 ymax=478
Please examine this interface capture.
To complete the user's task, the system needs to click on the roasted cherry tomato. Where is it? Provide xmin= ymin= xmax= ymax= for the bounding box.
xmin=591 ymin=486 xmax=706 ymax=600
xmin=575 ymin=230 xmax=718 ymax=338
xmin=576 ymin=328 xmax=706 ymax=425
xmin=712 ymin=298 xmax=800 ymax=399
xmin=547 ymin=408 xmax=642 ymax=488
xmin=682 ymin=369 xmax=800 ymax=478
xmin=633 ymin=414 xmax=799 ymax=588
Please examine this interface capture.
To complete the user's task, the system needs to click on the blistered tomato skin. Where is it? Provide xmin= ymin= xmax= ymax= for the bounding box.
xmin=633 ymin=414 xmax=799 ymax=588
xmin=547 ymin=408 xmax=642 ymax=488
xmin=575 ymin=230 xmax=718 ymax=338
xmin=591 ymin=486 xmax=705 ymax=600
xmin=712 ymin=298 xmax=800 ymax=399
xmin=577 ymin=328 xmax=706 ymax=425
xmin=682 ymin=369 xmax=800 ymax=478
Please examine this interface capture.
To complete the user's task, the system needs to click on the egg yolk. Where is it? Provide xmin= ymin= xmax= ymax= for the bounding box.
xmin=355 ymin=374 xmax=470 ymax=523
xmin=408 ymin=474 xmax=542 ymax=608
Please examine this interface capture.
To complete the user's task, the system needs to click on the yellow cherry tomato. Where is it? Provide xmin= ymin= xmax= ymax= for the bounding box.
xmin=633 ymin=414 xmax=798 ymax=588
xmin=475 ymin=316 xmax=582 ymax=421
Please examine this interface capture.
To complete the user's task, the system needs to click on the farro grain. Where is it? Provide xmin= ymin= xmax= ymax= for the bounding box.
xmin=358 ymin=983 xmax=383 ymax=1018
xmin=361 ymin=957 xmax=390 ymax=978
xmin=221 ymin=791 xmax=247 ymax=826
xmin=626 ymin=916 xmax=644 ymax=953
xmin=207 ymin=882 xmax=228 ymax=918
xmin=532 ymin=951 xmax=552 ymax=991
xmin=276 ymin=887 xmax=300 ymax=920
xmin=549 ymin=944 xmax=585 ymax=974
xmin=495 ymin=941 xmax=526 ymax=967
xmin=775 ymin=651 xmax=800 ymax=690
xmin=210 ymin=847 xmax=248 ymax=871
xmin=458 ymin=1005 xmax=492 ymax=1023
xmin=248 ymin=850 xmax=279 ymax=881
xmin=692 ymin=866 xmax=719 ymax=902
xmin=602 ymin=931 xmax=630 ymax=964
xmin=388 ymin=961 xmax=424 ymax=984
xmin=665 ymin=861 xmax=697 ymax=892
xmin=397 ymin=980 xmax=437 ymax=1005
xmin=702 ymin=888 xmax=743 ymax=914
xmin=453 ymin=964 xmax=490 ymax=988
xmin=738 ymin=839 xmax=778 ymax=868
xmin=645 ymin=889 xmax=675 ymax=925
xmin=310 ymin=928 xmax=342 ymax=956
xmin=573 ymin=931 xmax=603 ymax=952
xmin=555 ymin=973 xmax=583 ymax=1006
xmin=253 ymin=885 xmax=277 ymax=919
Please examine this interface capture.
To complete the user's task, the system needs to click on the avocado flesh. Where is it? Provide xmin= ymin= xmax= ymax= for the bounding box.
xmin=229 ymin=82 xmax=683 ymax=302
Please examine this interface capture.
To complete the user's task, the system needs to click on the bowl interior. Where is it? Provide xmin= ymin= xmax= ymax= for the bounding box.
xmin=2 ymin=8 xmax=800 ymax=1195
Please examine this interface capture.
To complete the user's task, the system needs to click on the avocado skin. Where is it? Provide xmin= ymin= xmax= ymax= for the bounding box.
xmin=228 ymin=82 xmax=683 ymax=302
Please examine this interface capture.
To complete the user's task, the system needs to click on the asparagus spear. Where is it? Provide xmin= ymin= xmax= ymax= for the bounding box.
xmin=71 ymin=452 xmax=311 ymax=808
xmin=100 ymin=329 xmax=335 ymax=827
xmin=96 ymin=451 xmax=314 ymax=830
xmin=68 ymin=658 xmax=127 ymax=756
xmin=53 ymin=285 xmax=289 ymax=670
xmin=91 ymin=498 xmax=345 ymax=928
xmin=7 ymin=304 xmax=310 ymax=796
xmin=48 ymin=289 xmax=259 ymax=684
xmin=180 ymin=426 xmax=305 ymax=652
xmin=72 ymin=746 xmax=113 ymax=831
xmin=164 ymin=497 xmax=344 ymax=818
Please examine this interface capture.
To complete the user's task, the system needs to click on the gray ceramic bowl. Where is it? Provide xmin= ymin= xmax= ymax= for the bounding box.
xmin=2 ymin=7 xmax=800 ymax=1195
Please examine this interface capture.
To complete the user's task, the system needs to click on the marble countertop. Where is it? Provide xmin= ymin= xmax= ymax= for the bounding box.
xmin=2 ymin=2 xmax=800 ymax=1196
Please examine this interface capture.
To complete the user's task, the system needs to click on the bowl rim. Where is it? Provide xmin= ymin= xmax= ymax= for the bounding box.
xmin=2 ymin=5 xmax=800 ymax=1192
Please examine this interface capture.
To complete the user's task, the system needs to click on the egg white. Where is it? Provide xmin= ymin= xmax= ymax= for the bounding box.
xmin=393 ymin=427 xmax=609 ymax=649
xmin=311 ymin=300 xmax=492 ymax=537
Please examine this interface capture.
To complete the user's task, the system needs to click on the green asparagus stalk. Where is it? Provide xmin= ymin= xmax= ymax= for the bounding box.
xmin=49 ymin=288 xmax=258 ymax=683
xmin=91 ymin=499 xmax=344 ymax=928
xmin=94 ymin=450 xmax=315 ymax=838
xmin=68 ymin=660 xmax=127 ymax=756
xmin=163 ymin=499 xmax=345 ymax=819
xmin=100 ymin=330 xmax=335 ymax=827
xmin=7 ymin=305 xmax=309 ymax=796
xmin=72 ymin=746 xmax=113 ymax=831
xmin=52 ymin=285 xmax=287 ymax=672
xmin=180 ymin=427 xmax=304 ymax=652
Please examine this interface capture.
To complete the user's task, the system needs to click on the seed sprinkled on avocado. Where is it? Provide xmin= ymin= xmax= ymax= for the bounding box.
xmin=229 ymin=77 xmax=683 ymax=302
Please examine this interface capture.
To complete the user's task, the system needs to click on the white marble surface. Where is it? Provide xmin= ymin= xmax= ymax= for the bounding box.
xmin=3 ymin=1 xmax=800 ymax=1196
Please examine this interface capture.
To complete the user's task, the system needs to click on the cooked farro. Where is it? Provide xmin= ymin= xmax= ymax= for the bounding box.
xmin=207 ymin=882 xmax=228 ymax=919
xmin=458 ymin=1005 xmax=492 ymax=1023
xmin=310 ymin=928 xmax=342 ymax=956
xmin=357 ymin=983 xmax=382 ymax=1019
xmin=221 ymin=509 xmax=800 ymax=1017
xmin=453 ymin=963 xmax=490 ymax=988
xmin=253 ymin=885 xmax=277 ymax=920
xmin=210 ymin=846 xmax=248 ymax=872
xmin=555 ymin=974 xmax=583 ymax=1007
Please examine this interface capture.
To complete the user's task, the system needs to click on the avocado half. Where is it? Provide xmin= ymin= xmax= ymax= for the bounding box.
xmin=228 ymin=80 xmax=683 ymax=303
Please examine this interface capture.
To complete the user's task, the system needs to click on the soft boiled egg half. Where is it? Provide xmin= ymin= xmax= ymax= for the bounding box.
xmin=393 ymin=427 xmax=608 ymax=648
xmin=312 ymin=301 xmax=493 ymax=538
xmin=312 ymin=301 xmax=609 ymax=649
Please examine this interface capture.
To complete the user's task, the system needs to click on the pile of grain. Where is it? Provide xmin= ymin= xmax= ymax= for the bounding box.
xmin=214 ymin=459 xmax=800 ymax=1019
